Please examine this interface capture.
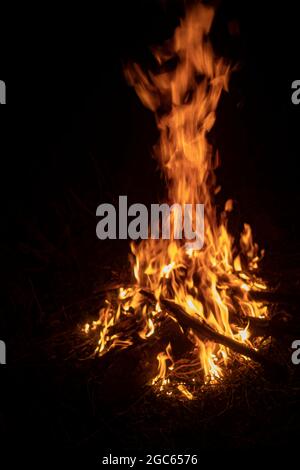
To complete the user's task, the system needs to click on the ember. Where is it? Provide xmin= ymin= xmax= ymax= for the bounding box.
xmin=85 ymin=2 xmax=272 ymax=398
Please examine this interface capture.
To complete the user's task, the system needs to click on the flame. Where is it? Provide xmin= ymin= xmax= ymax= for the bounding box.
xmin=85 ymin=3 xmax=268 ymax=397
xmin=237 ymin=323 xmax=250 ymax=343
xmin=177 ymin=383 xmax=194 ymax=400
xmin=152 ymin=343 xmax=173 ymax=388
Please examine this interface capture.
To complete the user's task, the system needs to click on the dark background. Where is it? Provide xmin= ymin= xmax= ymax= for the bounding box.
xmin=1 ymin=0 xmax=300 ymax=465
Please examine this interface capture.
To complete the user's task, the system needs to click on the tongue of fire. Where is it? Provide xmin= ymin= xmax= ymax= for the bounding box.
xmin=84 ymin=2 xmax=269 ymax=398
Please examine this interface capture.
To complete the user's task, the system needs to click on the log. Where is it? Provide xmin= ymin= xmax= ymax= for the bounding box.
xmin=140 ymin=289 xmax=287 ymax=380
xmin=237 ymin=312 xmax=300 ymax=337
xmin=229 ymin=311 xmax=300 ymax=338
xmin=97 ymin=282 xmax=300 ymax=337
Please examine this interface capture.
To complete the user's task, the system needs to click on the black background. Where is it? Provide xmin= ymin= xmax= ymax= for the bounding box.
xmin=1 ymin=0 xmax=300 ymax=465
xmin=2 ymin=0 xmax=300 ymax=249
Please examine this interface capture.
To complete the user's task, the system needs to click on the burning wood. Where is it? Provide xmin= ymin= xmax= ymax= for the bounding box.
xmin=159 ymin=297 xmax=285 ymax=378
xmin=138 ymin=289 xmax=285 ymax=377
xmin=83 ymin=2 xmax=287 ymax=397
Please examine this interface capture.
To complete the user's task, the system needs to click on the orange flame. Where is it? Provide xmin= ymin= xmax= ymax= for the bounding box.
xmin=85 ymin=3 xmax=268 ymax=396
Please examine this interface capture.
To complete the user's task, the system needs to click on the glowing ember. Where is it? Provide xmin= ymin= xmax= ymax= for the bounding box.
xmin=84 ymin=3 xmax=268 ymax=399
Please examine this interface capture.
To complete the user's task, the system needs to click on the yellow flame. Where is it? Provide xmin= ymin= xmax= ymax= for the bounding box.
xmin=87 ymin=3 xmax=268 ymax=394
xmin=177 ymin=384 xmax=194 ymax=400
xmin=238 ymin=325 xmax=250 ymax=343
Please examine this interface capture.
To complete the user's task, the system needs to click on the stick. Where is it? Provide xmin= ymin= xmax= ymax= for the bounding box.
xmin=140 ymin=289 xmax=286 ymax=379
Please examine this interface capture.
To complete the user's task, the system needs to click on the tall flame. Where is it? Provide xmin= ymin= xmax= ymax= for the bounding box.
xmin=85 ymin=2 xmax=267 ymax=398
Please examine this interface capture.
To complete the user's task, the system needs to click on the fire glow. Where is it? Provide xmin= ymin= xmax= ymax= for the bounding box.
xmin=84 ymin=3 xmax=269 ymax=399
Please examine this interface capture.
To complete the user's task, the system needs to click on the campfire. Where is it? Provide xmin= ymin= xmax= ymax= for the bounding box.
xmin=84 ymin=2 xmax=284 ymax=399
